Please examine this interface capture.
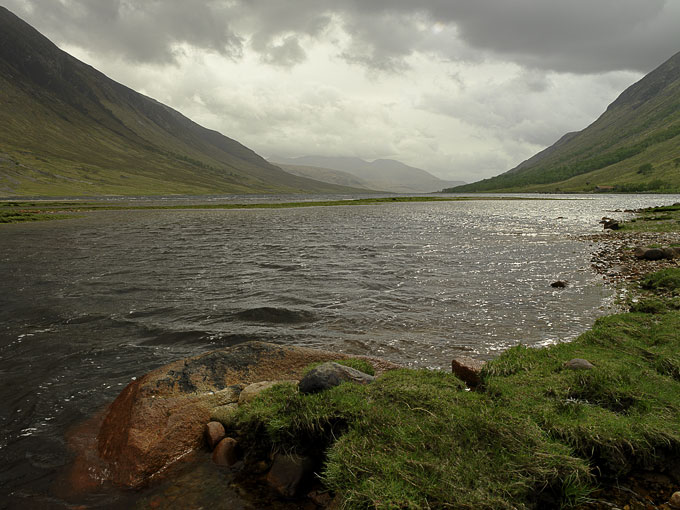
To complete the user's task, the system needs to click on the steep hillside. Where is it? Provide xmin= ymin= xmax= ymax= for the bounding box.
xmin=272 ymin=156 xmax=465 ymax=193
xmin=0 ymin=7 xmax=361 ymax=196
xmin=449 ymin=50 xmax=680 ymax=193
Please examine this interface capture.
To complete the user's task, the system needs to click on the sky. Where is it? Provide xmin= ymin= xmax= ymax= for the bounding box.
xmin=4 ymin=1 xmax=680 ymax=182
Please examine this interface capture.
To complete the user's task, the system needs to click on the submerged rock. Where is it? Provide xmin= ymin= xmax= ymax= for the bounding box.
xmin=212 ymin=437 xmax=239 ymax=467
xmin=265 ymin=453 xmax=315 ymax=498
xmin=298 ymin=362 xmax=375 ymax=394
xmin=550 ymin=280 xmax=568 ymax=288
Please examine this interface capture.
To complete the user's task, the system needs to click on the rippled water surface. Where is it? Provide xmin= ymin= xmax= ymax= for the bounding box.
xmin=1 ymin=194 xmax=679 ymax=508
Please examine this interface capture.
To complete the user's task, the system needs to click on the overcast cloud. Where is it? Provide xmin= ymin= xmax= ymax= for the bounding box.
xmin=4 ymin=0 xmax=679 ymax=181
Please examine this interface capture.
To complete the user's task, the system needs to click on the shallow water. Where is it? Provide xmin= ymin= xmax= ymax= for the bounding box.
xmin=1 ymin=193 xmax=678 ymax=508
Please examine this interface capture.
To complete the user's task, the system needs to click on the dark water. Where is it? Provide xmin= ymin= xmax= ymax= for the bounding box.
xmin=1 ymin=194 xmax=679 ymax=508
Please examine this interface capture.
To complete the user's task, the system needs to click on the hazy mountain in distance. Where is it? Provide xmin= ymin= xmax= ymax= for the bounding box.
xmin=271 ymin=156 xmax=465 ymax=193
xmin=0 ymin=6 xmax=364 ymax=196
xmin=449 ymin=50 xmax=680 ymax=193
xmin=274 ymin=163 xmax=377 ymax=190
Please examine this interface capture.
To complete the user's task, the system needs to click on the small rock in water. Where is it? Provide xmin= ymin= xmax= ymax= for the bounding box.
xmin=564 ymin=358 xmax=595 ymax=370
xmin=670 ymin=491 xmax=680 ymax=508
xmin=451 ymin=356 xmax=486 ymax=388
xmin=266 ymin=453 xmax=315 ymax=498
xmin=298 ymin=362 xmax=374 ymax=394
xmin=551 ymin=280 xmax=568 ymax=288
xmin=204 ymin=421 xmax=225 ymax=450
xmin=212 ymin=437 xmax=239 ymax=466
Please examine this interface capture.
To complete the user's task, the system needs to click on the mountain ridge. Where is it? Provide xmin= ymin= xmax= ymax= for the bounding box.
xmin=448 ymin=50 xmax=680 ymax=193
xmin=0 ymin=7 xmax=365 ymax=196
xmin=271 ymin=155 xmax=465 ymax=193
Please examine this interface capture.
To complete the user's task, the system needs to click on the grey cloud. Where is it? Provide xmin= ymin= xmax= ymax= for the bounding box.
xmin=5 ymin=0 xmax=243 ymax=63
xmin=6 ymin=0 xmax=678 ymax=73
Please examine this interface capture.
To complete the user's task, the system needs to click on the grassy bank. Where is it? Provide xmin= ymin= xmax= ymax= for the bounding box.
xmin=217 ymin=206 xmax=680 ymax=509
xmin=0 ymin=196 xmax=554 ymax=224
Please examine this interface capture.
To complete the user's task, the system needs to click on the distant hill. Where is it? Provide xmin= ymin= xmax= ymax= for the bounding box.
xmin=275 ymin=163 xmax=377 ymax=190
xmin=0 ymin=7 xmax=363 ymax=196
xmin=272 ymin=156 xmax=465 ymax=193
xmin=449 ymin=50 xmax=680 ymax=193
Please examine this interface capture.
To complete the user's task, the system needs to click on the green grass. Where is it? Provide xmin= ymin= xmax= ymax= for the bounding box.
xmin=620 ymin=203 xmax=680 ymax=232
xmin=224 ymin=262 xmax=680 ymax=509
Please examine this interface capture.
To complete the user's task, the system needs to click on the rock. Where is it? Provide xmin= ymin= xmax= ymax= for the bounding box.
xmin=266 ymin=453 xmax=315 ymax=498
xmin=210 ymin=403 xmax=238 ymax=426
xmin=204 ymin=421 xmax=225 ymax=450
xmin=634 ymin=247 xmax=668 ymax=260
xmin=239 ymin=380 xmax=297 ymax=405
xmin=308 ymin=490 xmax=333 ymax=506
xmin=564 ymin=358 xmax=595 ymax=370
xmin=670 ymin=491 xmax=680 ymax=508
xmin=603 ymin=219 xmax=620 ymax=230
xmin=298 ymin=362 xmax=374 ymax=394
xmin=212 ymin=437 xmax=239 ymax=466
xmin=662 ymin=247 xmax=678 ymax=259
xmin=550 ymin=280 xmax=568 ymax=288
xmin=92 ymin=342 xmax=396 ymax=488
xmin=451 ymin=356 xmax=486 ymax=387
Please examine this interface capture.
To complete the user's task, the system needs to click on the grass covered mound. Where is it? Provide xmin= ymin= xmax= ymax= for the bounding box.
xmin=219 ymin=268 xmax=680 ymax=509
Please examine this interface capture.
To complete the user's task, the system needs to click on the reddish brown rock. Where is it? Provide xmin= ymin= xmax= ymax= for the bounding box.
xmin=92 ymin=341 xmax=398 ymax=488
xmin=212 ymin=437 xmax=239 ymax=466
xmin=266 ymin=453 xmax=315 ymax=498
xmin=204 ymin=421 xmax=225 ymax=450
xmin=671 ymin=491 xmax=680 ymax=508
xmin=451 ymin=356 xmax=486 ymax=387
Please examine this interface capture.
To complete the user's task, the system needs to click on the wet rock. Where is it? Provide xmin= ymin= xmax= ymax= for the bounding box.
xmin=308 ymin=490 xmax=333 ymax=507
xmin=239 ymin=380 xmax=298 ymax=405
xmin=550 ymin=280 xmax=568 ymax=288
xmin=670 ymin=491 xmax=680 ymax=508
xmin=212 ymin=437 xmax=239 ymax=467
xmin=634 ymin=247 xmax=668 ymax=260
xmin=266 ymin=453 xmax=315 ymax=498
xmin=204 ymin=421 xmax=225 ymax=450
xmin=299 ymin=362 xmax=374 ymax=394
xmin=451 ymin=356 xmax=486 ymax=388
xmin=603 ymin=219 xmax=620 ymax=230
xmin=95 ymin=341 xmax=394 ymax=488
xmin=564 ymin=358 xmax=595 ymax=370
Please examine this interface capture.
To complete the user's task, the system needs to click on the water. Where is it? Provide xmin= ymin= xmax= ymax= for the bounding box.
xmin=1 ymin=194 xmax=678 ymax=508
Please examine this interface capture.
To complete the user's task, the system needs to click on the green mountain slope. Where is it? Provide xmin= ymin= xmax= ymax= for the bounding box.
xmin=0 ymin=7 xmax=362 ymax=196
xmin=449 ymin=51 xmax=680 ymax=193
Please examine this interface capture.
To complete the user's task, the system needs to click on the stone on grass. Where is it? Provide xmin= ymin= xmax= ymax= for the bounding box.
xmin=204 ymin=421 xmax=225 ymax=450
xmin=634 ymin=247 xmax=668 ymax=261
xmin=212 ymin=437 xmax=239 ymax=467
xmin=265 ymin=453 xmax=315 ymax=498
xmin=564 ymin=358 xmax=595 ymax=370
xmin=451 ymin=356 xmax=486 ymax=388
xmin=239 ymin=380 xmax=298 ymax=405
xmin=298 ymin=362 xmax=374 ymax=394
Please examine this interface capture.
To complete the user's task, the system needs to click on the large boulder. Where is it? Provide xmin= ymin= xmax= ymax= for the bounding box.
xmin=90 ymin=342 xmax=397 ymax=488
xmin=298 ymin=361 xmax=375 ymax=394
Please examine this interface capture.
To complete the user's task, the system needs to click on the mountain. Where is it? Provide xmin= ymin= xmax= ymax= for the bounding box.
xmin=0 ymin=7 xmax=364 ymax=197
xmin=271 ymin=156 xmax=465 ymax=193
xmin=449 ymin=50 xmax=680 ymax=193
xmin=273 ymin=163 xmax=377 ymax=190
